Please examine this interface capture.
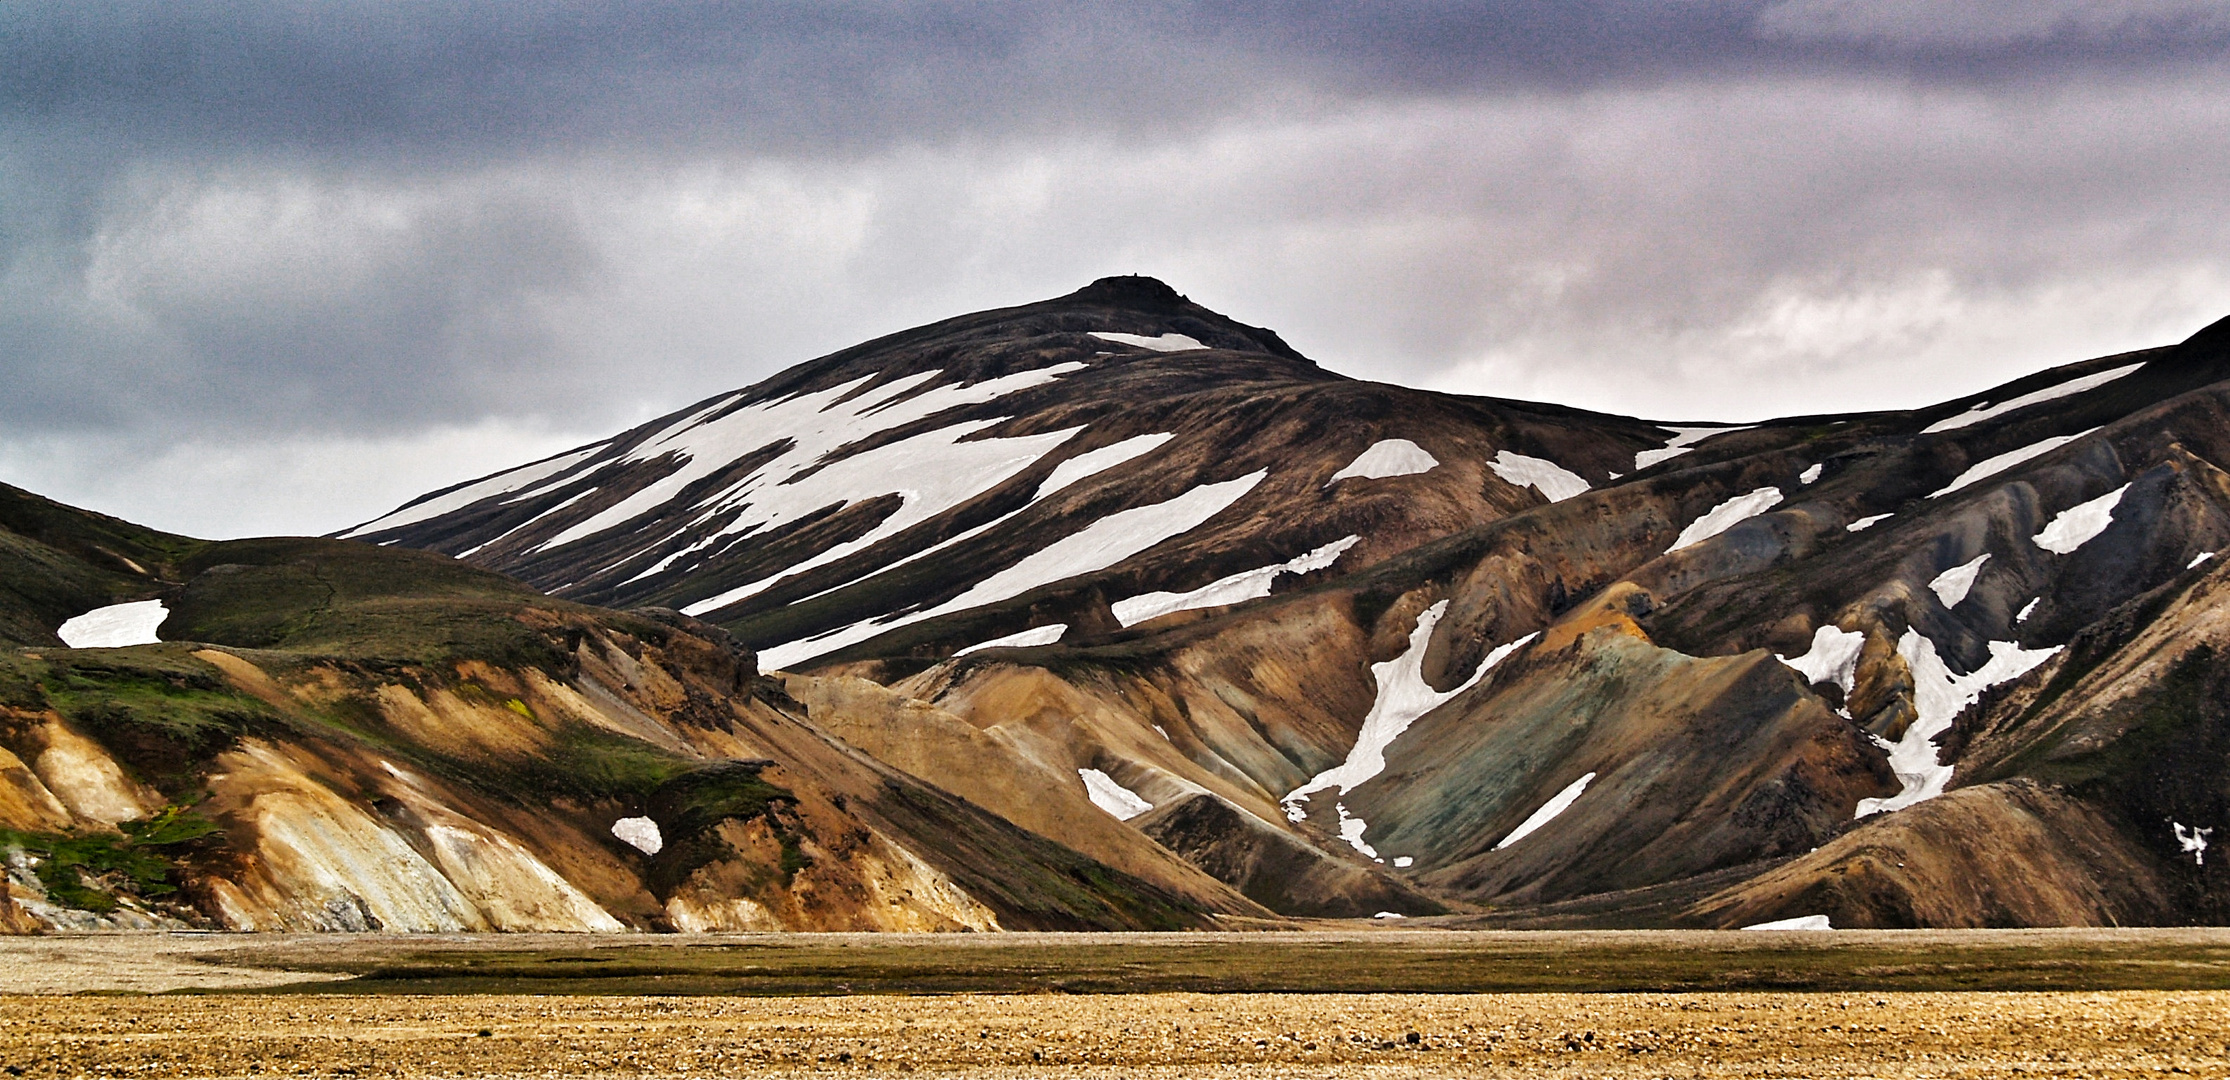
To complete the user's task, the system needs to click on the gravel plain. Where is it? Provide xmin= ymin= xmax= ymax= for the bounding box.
xmin=4 ymin=990 xmax=2229 ymax=1078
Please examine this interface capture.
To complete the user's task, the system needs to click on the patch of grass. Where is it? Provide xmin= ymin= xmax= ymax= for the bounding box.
xmin=235 ymin=931 xmax=2230 ymax=997
xmin=0 ymin=808 xmax=212 ymax=913
xmin=34 ymin=651 xmax=279 ymax=796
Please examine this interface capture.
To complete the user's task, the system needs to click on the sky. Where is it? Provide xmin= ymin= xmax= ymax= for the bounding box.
xmin=5 ymin=1 xmax=2230 ymax=539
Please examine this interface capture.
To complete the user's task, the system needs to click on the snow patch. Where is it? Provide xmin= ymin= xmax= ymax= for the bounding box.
xmin=1800 ymin=463 xmax=1824 ymax=485
xmin=757 ymin=470 xmax=1267 ymax=670
xmin=1846 ymin=513 xmax=1893 ymax=532
xmin=1039 ymin=433 xmax=1175 ymax=497
xmin=1373 ymin=911 xmax=1406 ymax=919
xmin=2033 ymin=484 xmax=2130 ymax=555
xmin=2016 ymin=597 xmax=2040 ymax=623
xmin=526 ymin=363 xmax=1089 ymax=614
xmin=1111 ymin=535 xmax=1359 ymax=627
xmin=57 ymin=600 xmax=168 ymax=648
xmin=1489 ymin=450 xmax=1590 ymax=502
xmin=1079 ymin=769 xmax=1154 ymax=820
xmin=1635 ymin=425 xmax=1753 ymax=471
xmin=1392 ymin=856 xmax=1414 ymax=868
xmin=1493 ymin=771 xmax=1596 ymax=850
xmin=1668 ymin=487 xmax=1784 ymax=553
xmin=1929 ymin=429 xmax=2097 ymax=497
xmin=2191 ymin=552 xmax=2217 ymax=570
xmin=1929 ymin=553 xmax=1991 ymax=608
xmin=1777 ymin=625 xmax=1866 ymax=697
xmin=611 ymin=816 xmax=663 ymax=856
xmin=1088 ymin=331 xmax=1207 ymax=352
xmin=1329 ymin=439 xmax=1439 ymax=483
xmin=1284 ymin=605 xmax=1534 ymax=855
xmin=1743 ymin=914 xmax=1833 ymax=931
xmin=953 ymin=623 xmax=1068 ymax=656
xmin=1923 ymin=362 xmax=2145 ymax=433
xmin=1856 ymin=631 xmax=2061 ymax=817
xmin=2174 ymin=822 xmax=2211 ymax=866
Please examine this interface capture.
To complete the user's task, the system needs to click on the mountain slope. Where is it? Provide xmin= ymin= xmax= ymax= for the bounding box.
xmin=1 ymin=500 xmax=1249 ymax=933
xmin=75 ymin=280 xmax=2230 ymax=930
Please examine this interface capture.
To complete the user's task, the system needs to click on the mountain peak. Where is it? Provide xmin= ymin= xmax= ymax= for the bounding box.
xmin=1061 ymin=275 xmax=1190 ymax=313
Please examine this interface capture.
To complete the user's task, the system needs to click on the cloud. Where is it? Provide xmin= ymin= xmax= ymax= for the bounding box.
xmin=3 ymin=3 xmax=2229 ymax=534
xmin=1757 ymin=0 xmax=2230 ymax=49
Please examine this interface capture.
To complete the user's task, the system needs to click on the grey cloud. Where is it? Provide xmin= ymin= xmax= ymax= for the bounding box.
xmin=1757 ymin=0 xmax=2230 ymax=49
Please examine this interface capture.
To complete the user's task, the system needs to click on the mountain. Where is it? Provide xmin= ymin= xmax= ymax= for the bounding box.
xmin=0 ymin=490 xmax=1246 ymax=932
xmin=9 ymin=278 xmax=2230 ymax=932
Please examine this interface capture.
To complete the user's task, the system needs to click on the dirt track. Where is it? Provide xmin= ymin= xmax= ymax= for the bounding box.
xmin=3 ymin=990 xmax=2229 ymax=1078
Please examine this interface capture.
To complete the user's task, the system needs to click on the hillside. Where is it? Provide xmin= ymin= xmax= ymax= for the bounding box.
xmin=9 ymin=279 xmax=2230 ymax=931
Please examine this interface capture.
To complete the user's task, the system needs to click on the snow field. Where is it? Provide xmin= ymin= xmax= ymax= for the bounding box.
xmin=755 ymin=470 xmax=1268 ymax=670
xmin=1800 ymin=463 xmax=1824 ymax=485
xmin=342 ymin=444 xmax=607 ymax=537
xmin=1492 ymin=771 xmax=1596 ymax=851
xmin=2033 ymin=484 xmax=2130 ymax=555
xmin=551 ymin=361 xmax=1086 ymax=573
xmin=1489 ymin=450 xmax=1589 ymax=502
xmin=1667 ymin=487 xmax=1784 ymax=553
xmin=953 ymin=624 xmax=1068 ymax=656
xmin=1110 ymin=535 xmax=1360 ymax=628
xmin=1929 ymin=553 xmax=1991 ymax=608
xmin=1923 ymin=362 xmax=2145 ymax=434
xmin=2192 ymin=552 xmax=2218 ymax=570
xmin=1929 ymin=429 xmax=2098 ymax=498
xmin=1856 ymin=630 xmax=2060 ymax=817
xmin=2016 ymin=597 xmax=2041 ymax=623
xmin=1776 ymin=625 xmax=1866 ymax=697
xmin=1743 ymin=914 xmax=1834 ymax=930
xmin=1328 ymin=439 xmax=1439 ymax=483
xmin=57 ymin=600 xmax=169 ymax=648
xmin=1635 ymin=426 xmax=1753 ymax=471
xmin=1079 ymin=769 xmax=1155 ymax=819
xmin=1087 ymin=331 xmax=1207 ymax=352
xmin=1283 ymin=602 xmax=1537 ymax=859
xmin=1846 ymin=513 xmax=1893 ymax=533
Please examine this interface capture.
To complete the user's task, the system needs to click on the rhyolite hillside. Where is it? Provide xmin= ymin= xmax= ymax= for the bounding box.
xmin=7 ymin=279 xmax=2228 ymax=931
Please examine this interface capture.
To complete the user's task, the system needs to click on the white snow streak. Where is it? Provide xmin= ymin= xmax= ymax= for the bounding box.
xmin=1328 ymin=439 xmax=1439 ymax=483
xmin=1923 ymin=363 xmax=2145 ymax=434
xmin=2174 ymin=822 xmax=2212 ymax=866
xmin=1635 ymin=426 xmax=1753 ymax=471
xmin=2191 ymin=552 xmax=2218 ymax=570
xmin=1668 ymin=487 xmax=1785 ymax=553
xmin=57 ymin=600 xmax=168 ymax=648
xmin=756 ymin=471 xmax=1267 ymax=669
xmin=1078 ymin=769 xmax=1154 ymax=819
xmin=1110 ymin=535 xmax=1360 ymax=628
xmin=1493 ymin=771 xmax=1596 ymax=850
xmin=1929 ymin=429 xmax=2098 ymax=497
xmin=1846 ymin=513 xmax=1894 ymax=532
xmin=610 ymin=817 xmax=663 ymax=856
xmin=1929 ymin=553 xmax=1991 ymax=608
xmin=953 ymin=624 xmax=1069 ymax=656
xmin=2032 ymin=484 xmax=2131 ymax=555
xmin=1283 ymin=604 xmax=1534 ymax=857
xmin=1088 ymin=331 xmax=1207 ymax=352
xmin=1856 ymin=630 xmax=2061 ymax=817
xmin=1489 ymin=450 xmax=1590 ymax=502
xmin=1038 ymin=433 xmax=1175 ymax=497
xmin=1800 ymin=463 xmax=1824 ymax=485
xmin=343 ymin=445 xmax=606 ymax=536
xmin=2016 ymin=597 xmax=2041 ymax=623
xmin=1777 ymin=625 xmax=1866 ymax=697
xmin=553 ymin=363 xmax=1086 ymax=578
xmin=1743 ymin=914 xmax=1833 ymax=930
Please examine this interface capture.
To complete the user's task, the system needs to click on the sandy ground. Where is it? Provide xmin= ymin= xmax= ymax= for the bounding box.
xmin=3 ymin=990 xmax=2229 ymax=1078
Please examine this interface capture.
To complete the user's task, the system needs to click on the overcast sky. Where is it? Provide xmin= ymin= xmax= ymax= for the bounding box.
xmin=6 ymin=1 xmax=2230 ymax=538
